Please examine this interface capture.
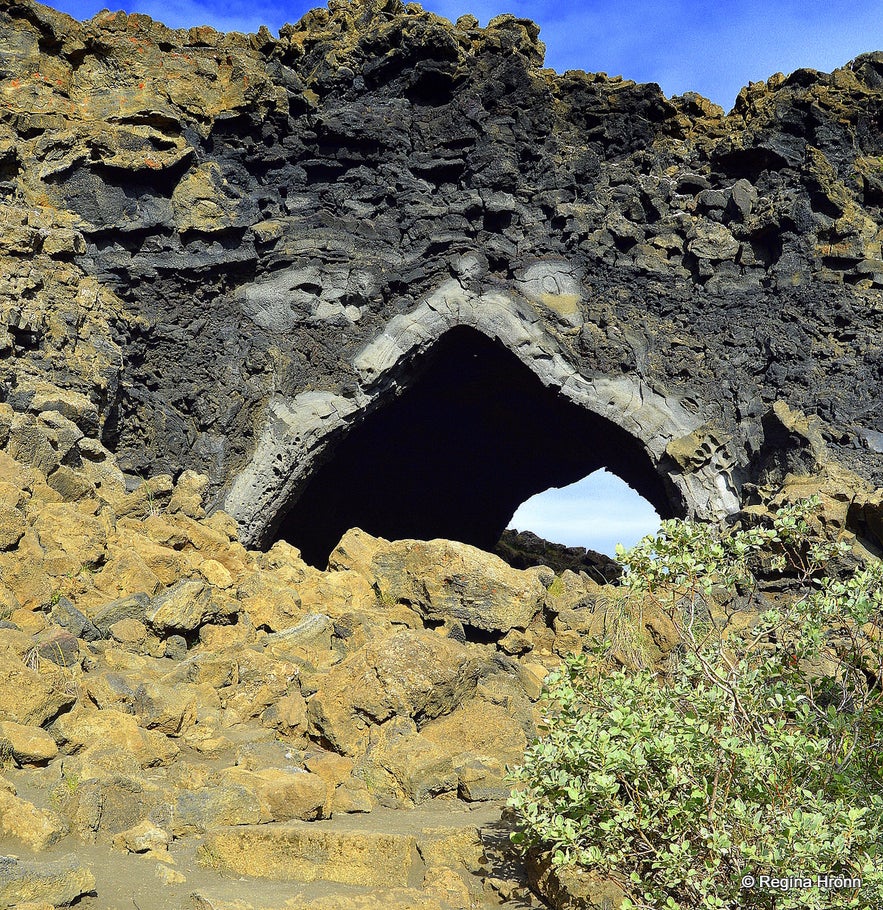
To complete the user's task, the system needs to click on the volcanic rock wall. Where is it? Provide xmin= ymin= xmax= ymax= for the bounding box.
xmin=2 ymin=0 xmax=883 ymax=554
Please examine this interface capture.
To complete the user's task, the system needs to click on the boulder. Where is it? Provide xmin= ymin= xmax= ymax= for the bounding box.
xmin=36 ymin=631 xmax=80 ymax=667
xmin=0 ymin=790 xmax=66 ymax=851
xmin=32 ymin=502 xmax=106 ymax=567
xmin=687 ymin=220 xmax=740 ymax=260
xmin=133 ymin=679 xmax=199 ymax=736
xmin=198 ymin=823 xmax=421 ymax=887
xmin=111 ymin=819 xmax=172 ymax=854
xmin=0 ymin=662 xmax=76 ymax=727
xmin=0 ymin=506 xmax=25 ymax=551
xmin=366 ymin=538 xmax=547 ymax=633
xmin=221 ymin=767 xmax=328 ymax=822
xmin=49 ymin=597 xmax=102 ymax=641
xmin=308 ymin=629 xmax=487 ymax=756
xmin=57 ymin=773 xmax=172 ymax=843
xmin=526 ymin=850 xmax=630 ymax=910
xmin=367 ymin=724 xmax=458 ymax=804
xmin=421 ymin=697 xmax=529 ymax=766
xmin=0 ymin=855 xmax=94 ymax=909
xmin=146 ymin=579 xmax=238 ymax=633
xmin=493 ymin=528 xmax=621 ymax=583
xmin=0 ymin=720 xmax=58 ymax=765
xmin=173 ymin=783 xmax=262 ymax=834
xmin=53 ymin=706 xmax=179 ymax=769
xmin=91 ymin=592 xmax=151 ymax=635
xmin=92 ymin=546 xmax=163 ymax=599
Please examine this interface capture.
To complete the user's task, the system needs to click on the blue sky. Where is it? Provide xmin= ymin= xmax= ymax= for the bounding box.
xmin=46 ymin=0 xmax=883 ymax=109
xmin=42 ymin=0 xmax=883 ymax=553
xmin=510 ymin=471 xmax=660 ymax=556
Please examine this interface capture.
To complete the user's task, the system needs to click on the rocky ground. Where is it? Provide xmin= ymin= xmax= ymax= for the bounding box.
xmin=0 ymin=390 xmax=675 ymax=909
xmin=2 ymin=388 xmax=883 ymax=909
xmin=3 ymin=2 xmax=883 ymax=907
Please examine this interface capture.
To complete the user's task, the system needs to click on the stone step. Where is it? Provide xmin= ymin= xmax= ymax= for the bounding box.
xmin=197 ymin=803 xmax=499 ymax=889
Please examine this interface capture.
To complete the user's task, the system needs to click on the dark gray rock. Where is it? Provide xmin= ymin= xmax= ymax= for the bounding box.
xmin=51 ymin=597 xmax=102 ymax=642
xmin=2 ymin=0 xmax=883 ymax=567
xmin=92 ymin=594 xmax=151 ymax=637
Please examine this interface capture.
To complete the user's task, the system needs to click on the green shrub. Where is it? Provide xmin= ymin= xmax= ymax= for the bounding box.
xmin=508 ymin=499 xmax=883 ymax=909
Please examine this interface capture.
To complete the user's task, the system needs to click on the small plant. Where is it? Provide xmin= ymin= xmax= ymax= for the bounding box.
xmin=135 ymin=472 xmax=163 ymax=518
xmin=61 ymin=769 xmax=80 ymax=794
xmin=546 ymin=575 xmax=565 ymax=598
xmin=509 ymin=499 xmax=883 ymax=910
xmin=23 ymin=646 xmax=41 ymax=672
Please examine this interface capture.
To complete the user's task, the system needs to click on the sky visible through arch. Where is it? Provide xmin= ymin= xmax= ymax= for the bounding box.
xmin=43 ymin=0 xmax=883 ymax=553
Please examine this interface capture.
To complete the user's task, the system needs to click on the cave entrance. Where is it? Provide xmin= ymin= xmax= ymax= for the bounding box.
xmin=274 ymin=326 xmax=682 ymax=568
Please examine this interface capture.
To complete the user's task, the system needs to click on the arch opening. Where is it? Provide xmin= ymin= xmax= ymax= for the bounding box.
xmin=275 ymin=326 xmax=683 ymax=567
xmin=508 ymin=470 xmax=663 ymax=556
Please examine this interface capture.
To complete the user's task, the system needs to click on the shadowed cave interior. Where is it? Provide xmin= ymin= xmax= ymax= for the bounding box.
xmin=275 ymin=326 xmax=682 ymax=568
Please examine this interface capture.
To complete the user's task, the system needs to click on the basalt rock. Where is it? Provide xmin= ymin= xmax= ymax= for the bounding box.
xmin=1 ymin=0 xmax=883 ymax=566
xmin=493 ymin=529 xmax=622 ymax=582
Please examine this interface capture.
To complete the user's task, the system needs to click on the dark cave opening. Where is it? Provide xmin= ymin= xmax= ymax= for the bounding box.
xmin=275 ymin=326 xmax=682 ymax=568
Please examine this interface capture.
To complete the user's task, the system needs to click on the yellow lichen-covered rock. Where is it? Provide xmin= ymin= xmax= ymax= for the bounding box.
xmin=0 ymin=582 xmax=19 ymax=616
xmin=119 ymin=530 xmax=190 ymax=585
xmin=366 ymin=537 xmax=547 ymax=633
xmin=366 ymin=726 xmax=458 ymax=803
xmin=167 ymin=470 xmax=210 ymax=518
xmin=46 ymin=465 xmax=96 ymax=501
xmin=198 ymin=558 xmax=234 ymax=589
xmin=221 ymin=767 xmax=328 ymax=822
xmin=260 ymin=689 xmax=308 ymax=737
xmin=172 ymin=514 xmax=250 ymax=574
xmin=0 ymin=661 xmax=76 ymax=727
xmin=418 ymin=825 xmax=486 ymax=875
xmin=526 ymin=850 xmax=630 ymax=910
xmin=421 ymin=698 xmax=529 ymax=766
xmin=53 ymin=706 xmax=179 ymax=769
xmin=108 ymin=617 xmax=148 ymax=647
xmin=331 ymin=778 xmax=374 ymax=815
xmin=0 ymin=505 xmax=26 ymax=550
xmin=0 ymin=855 xmax=95 ymax=910
xmin=307 ymin=629 xmax=487 ymax=756
xmin=92 ymin=545 xmax=163 ymax=599
xmin=111 ymin=819 xmax=172 ymax=854
xmin=198 ymin=824 xmax=421 ymax=887
xmin=236 ymin=571 xmax=303 ymax=632
xmin=172 ymin=163 xmax=242 ymax=234
xmin=422 ymin=866 xmax=476 ymax=907
xmin=133 ymin=679 xmax=200 ymax=736
xmin=0 ymin=539 xmax=53 ymax=609
xmin=146 ymin=579 xmax=238 ymax=633
xmin=328 ymin=527 xmax=387 ymax=577
xmin=32 ymin=503 xmax=106 ymax=567
xmin=297 ymin=565 xmax=380 ymax=618
xmin=219 ymin=649 xmax=300 ymax=725
xmin=0 ymin=720 xmax=58 ymax=765
xmin=0 ymin=789 xmax=67 ymax=851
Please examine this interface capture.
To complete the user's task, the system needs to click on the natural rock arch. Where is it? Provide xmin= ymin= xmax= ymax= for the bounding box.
xmin=4 ymin=0 xmax=883 ymax=559
xmin=274 ymin=325 xmax=679 ymax=566
xmin=223 ymin=282 xmax=740 ymax=556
